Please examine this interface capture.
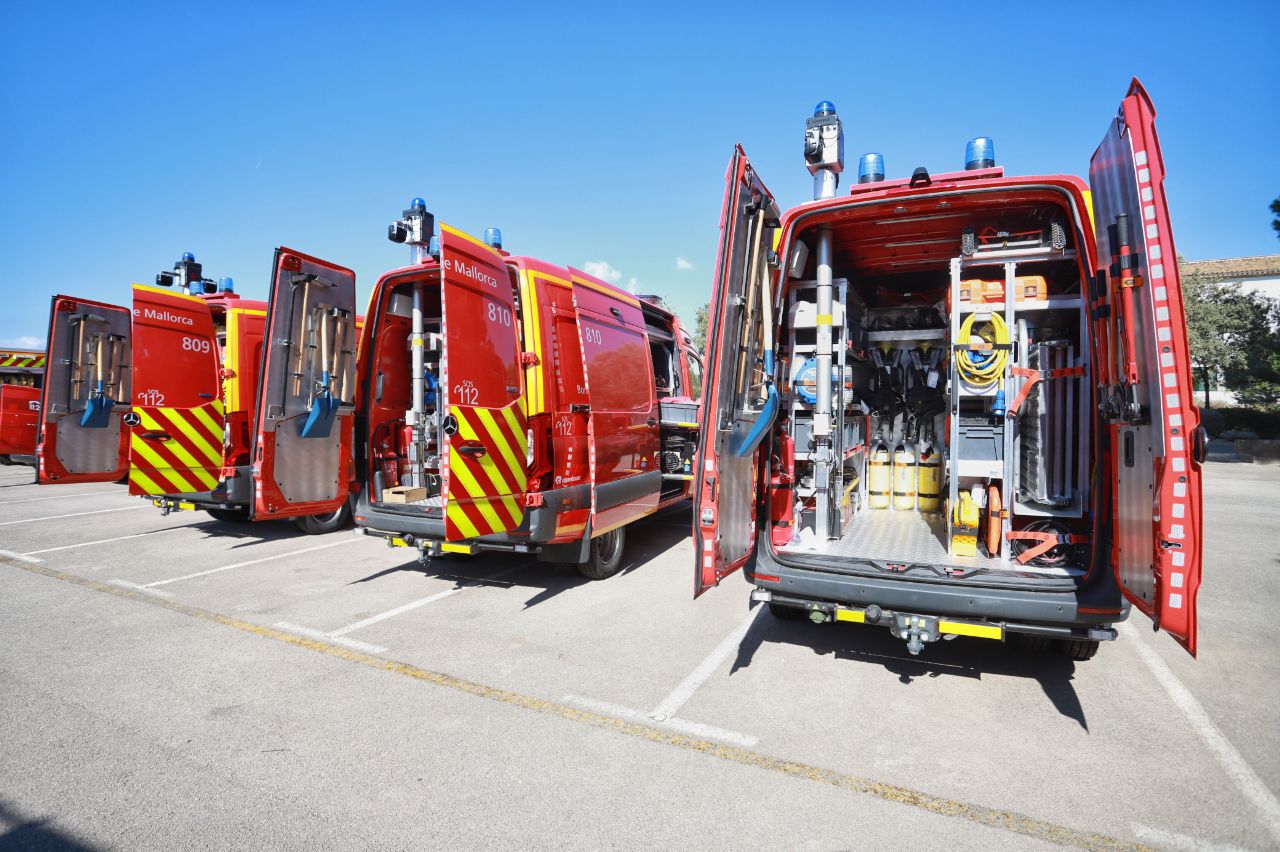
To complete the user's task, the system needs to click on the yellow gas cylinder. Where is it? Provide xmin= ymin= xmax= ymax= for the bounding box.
xmin=892 ymin=443 xmax=917 ymax=511
xmin=950 ymin=491 xmax=980 ymax=557
xmin=917 ymin=447 xmax=942 ymax=512
xmin=868 ymin=443 xmax=891 ymax=509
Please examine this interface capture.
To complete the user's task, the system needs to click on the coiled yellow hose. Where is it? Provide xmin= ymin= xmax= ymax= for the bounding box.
xmin=956 ymin=312 xmax=1008 ymax=388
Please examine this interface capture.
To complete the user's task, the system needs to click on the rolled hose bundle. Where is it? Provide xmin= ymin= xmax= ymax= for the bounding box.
xmin=956 ymin=312 xmax=1008 ymax=388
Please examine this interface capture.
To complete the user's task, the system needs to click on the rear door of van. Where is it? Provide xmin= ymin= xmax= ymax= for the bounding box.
xmin=1089 ymin=79 xmax=1203 ymax=656
xmin=37 ymin=295 xmax=132 ymax=484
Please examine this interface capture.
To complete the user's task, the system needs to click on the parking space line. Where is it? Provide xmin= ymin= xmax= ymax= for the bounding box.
xmin=273 ymin=622 xmax=388 ymax=655
xmin=2 ymin=555 xmax=1141 ymax=852
xmin=565 ymin=695 xmax=758 ymax=748
xmin=1131 ymin=823 xmax=1248 ymax=852
xmin=24 ymin=526 xmax=189 ymax=558
xmin=0 ymin=490 xmax=122 ymax=505
xmin=107 ymin=579 xmax=174 ymax=599
xmin=0 ymin=505 xmax=147 ymax=526
xmin=1123 ymin=623 xmax=1280 ymax=846
xmin=0 ymin=549 xmax=43 ymax=564
xmin=143 ymin=537 xmax=364 ymax=588
xmin=650 ymin=607 xmax=759 ymax=721
xmin=329 ymin=565 xmax=524 ymax=637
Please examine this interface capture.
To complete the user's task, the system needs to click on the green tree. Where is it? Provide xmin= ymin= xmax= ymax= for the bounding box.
xmin=1179 ymin=261 xmax=1274 ymax=408
xmin=693 ymin=303 xmax=709 ymax=354
xmin=1272 ymin=195 xmax=1280 ymax=239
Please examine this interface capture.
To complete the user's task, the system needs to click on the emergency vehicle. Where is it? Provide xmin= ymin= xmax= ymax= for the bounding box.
xmin=695 ymin=80 xmax=1203 ymax=659
xmin=0 ymin=348 xmax=46 ymax=465
xmin=350 ymin=203 xmax=701 ymax=579
xmin=37 ymin=296 xmax=133 ymax=484
xmin=128 ymin=252 xmax=360 ymax=533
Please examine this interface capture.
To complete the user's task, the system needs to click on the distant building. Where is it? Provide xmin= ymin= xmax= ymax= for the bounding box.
xmin=1180 ymin=254 xmax=1280 ymax=407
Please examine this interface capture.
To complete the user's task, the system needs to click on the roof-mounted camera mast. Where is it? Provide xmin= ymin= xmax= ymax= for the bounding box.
xmin=388 ymin=197 xmax=436 ymax=264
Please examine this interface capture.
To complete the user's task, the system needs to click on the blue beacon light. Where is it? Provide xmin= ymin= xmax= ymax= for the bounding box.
xmin=218 ymin=277 xmax=235 ymax=293
xmin=813 ymin=100 xmax=836 ymax=117
xmin=965 ymin=137 xmax=996 ymax=170
xmin=858 ymin=153 xmax=885 ymax=184
xmin=484 ymin=228 xmax=503 ymax=249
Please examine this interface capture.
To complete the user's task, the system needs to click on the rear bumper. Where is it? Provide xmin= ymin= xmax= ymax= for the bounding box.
xmin=748 ymin=542 xmax=1129 ymax=631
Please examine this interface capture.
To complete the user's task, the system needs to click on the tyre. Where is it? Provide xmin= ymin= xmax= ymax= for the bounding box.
xmin=0 ymin=455 xmax=11 ymax=466
xmin=768 ymin=601 xmax=808 ymax=621
xmin=576 ymin=526 xmax=626 ymax=580
xmin=207 ymin=507 xmax=252 ymax=523
xmin=1058 ymin=638 xmax=1100 ymax=661
xmin=293 ymin=502 xmax=352 ymax=535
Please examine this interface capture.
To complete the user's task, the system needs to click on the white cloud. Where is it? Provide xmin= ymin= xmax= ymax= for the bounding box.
xmin=0 ymin=336 xmax=42 ymax=349
xmin=582 ymin=260 xmax=621 ymax=283
xmin=675 ymin=256 xmax=695 ymax=271
xmin=625 ymin=277 xmax=639 ymax=294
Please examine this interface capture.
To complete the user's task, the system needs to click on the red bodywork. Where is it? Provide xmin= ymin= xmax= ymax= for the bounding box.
xmin=0 ymin=348 xmax=45 ymax=459
xmin=354 ymin=221 xmax=699 ymax=553
xmin=695 ymin=80 xmax=1202 ymax=655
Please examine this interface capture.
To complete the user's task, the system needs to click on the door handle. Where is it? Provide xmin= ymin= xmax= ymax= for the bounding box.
xmin=140 ymin=431 xmax=170 ymax=441
xmin=457 ymin=444 xmax=487 ymax=456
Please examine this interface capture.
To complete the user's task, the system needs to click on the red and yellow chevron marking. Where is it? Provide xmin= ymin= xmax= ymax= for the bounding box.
xmin=128 ymin=400 xmax=226 ymax=497
xmin=0 ymin=351 xmax=46 ymax=369
xmin=444 ymin=396 xmax=529 ymax=541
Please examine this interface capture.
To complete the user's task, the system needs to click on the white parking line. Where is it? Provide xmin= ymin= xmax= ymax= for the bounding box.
xmin=24 ymin=526 xmax=188 ymax=558
xmin=1124 ymin=623 xmax=1280 ymax=846
xmin=107 ymin=579 xmax=174 ymax=599
xmin=564 ymin=694 xmax=758 ymax=748
xmin=329 ymin=565 xmax=523 ymax=637
xmin=144 ymin=537 xmax=364 ymax=588
xmin=650 ymin=608 xmax=760 ymax=721
xmin=1131 ymin=822 xmax=1250 ymax=851
xmin=0 ymin=505 xmax=147 ymax=526
xmin=0 ymin=549 xmax=43 ymax=564
xmin=272 ymin=622 xmax=388 ymax=655
xmin=0 ymin=490 xmax=121 ymax=505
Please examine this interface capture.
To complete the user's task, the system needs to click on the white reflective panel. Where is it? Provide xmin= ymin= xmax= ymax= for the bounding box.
xmin=1172 ymin=502 xmax=1185 ymax=517
xmin=1172 ymin=456 xmax=1186 ymax=472
xmin=1150 ymin=244 xmax=1162 ymax=259
xmin=1144 ymin=205 xmax=1156 ymax=220
xmin=1135 ymin=150 xmax=1148 ymax=166
xmin=1155 ymin=286 xmax=1168 ymax=301
xmin=1138 ymin=167 xmax=1151 ymax=182
xmin=1161 ymin=352 xmax=1174 ymax=367
xmin=1147 ymin=223 xmax=1159 ymax=239
xmin=1157 ymin=306 xmax=1170 ymax=321
xmin=1170 ymin=572 xmax=1185 ymax=588
xmin=1173 ymin=482 xmax=1187 ymax=497
xmin=1152 ymin=263 xmax=1164 ymax=279
xmin=1142 ymin=186 xmax=1154 ymax=201
xmin=1158 ymin=327 xmax=1172 ymax=342
xmin=1170 ymin=524 xmax=1185 ymax=539
xmin=1169 ymin=593 xmax=1183 ymax=609
xmin=1172 ymin=551 xmax=1186 ymax=567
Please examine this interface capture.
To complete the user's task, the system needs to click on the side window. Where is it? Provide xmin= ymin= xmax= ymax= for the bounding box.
xmin=686 ymin=352 xmax=703 ymax=401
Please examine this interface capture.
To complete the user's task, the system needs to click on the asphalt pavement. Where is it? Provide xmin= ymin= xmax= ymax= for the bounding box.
xmin=0 ymin=459 xmax=1276 ymax=850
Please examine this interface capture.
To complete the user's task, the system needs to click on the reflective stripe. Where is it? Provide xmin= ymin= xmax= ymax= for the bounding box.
xmin=130 ymin=433 xmax=198 ymax=493
xmin=938 ymin=620 xmax=1003 ymax=640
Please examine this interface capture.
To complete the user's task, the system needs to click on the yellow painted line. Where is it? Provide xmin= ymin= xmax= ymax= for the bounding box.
xmin=440 ymin=222 xmax=503 ymax=258
xmin=0 ymin=554 xmax=1147 ymax=852
xmin=835 ymin=608 xmax=866 ymax=624
xmin=939 ymin=621 xmax=1003 ymax=641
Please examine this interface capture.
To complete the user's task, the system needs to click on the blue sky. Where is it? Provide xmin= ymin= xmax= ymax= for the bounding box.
xmin=2 ymin=1 xmax=1277 ymax=348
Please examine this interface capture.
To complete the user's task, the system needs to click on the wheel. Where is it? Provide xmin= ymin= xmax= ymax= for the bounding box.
xmin=576 ymin=526 xmax=625 ymax=580
xmin=0 ymin=455 xmax=12 ymax=466
xmin=293 ymin=502 xmax=352 ymax=535
xmin=1058 ymin=638 xmax=1100 ymax=661
xmin=768 ymin=601 xmax=808 ymax=621
xmin=207 ymin=507 xmax=252 ymax=523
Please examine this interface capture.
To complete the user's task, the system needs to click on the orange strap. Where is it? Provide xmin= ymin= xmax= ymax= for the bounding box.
xmin=1007 ymin=365 xmax=1086 ymax=417
xmin=1005 ymin=530 xmax=1089 ymax=565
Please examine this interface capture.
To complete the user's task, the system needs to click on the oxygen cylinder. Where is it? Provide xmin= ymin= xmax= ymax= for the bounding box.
xmin=868 ymin=443 xmax=891 ymax=509
xmin=892 ymin=443 xmax=917 ymax=511
xmin=917 ymin=447 xmax=942 ymax=512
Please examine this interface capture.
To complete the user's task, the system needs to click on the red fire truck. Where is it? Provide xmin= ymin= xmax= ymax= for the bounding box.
xmin=37 ymin=297 xmax=133 ymax=484
xmin=128 ymin=252 xmax=360 ymax=533
xmin=695 ymin=80 xmax=1203 ymax=659
xmin=0 ymin=348 xmax=46 ymax=465
xmin=349 ymin=204 xmax=701 ymax=579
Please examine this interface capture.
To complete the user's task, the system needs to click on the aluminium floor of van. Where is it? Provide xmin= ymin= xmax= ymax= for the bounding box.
xmin=779 ymin=509 xmax=1085 ymax=579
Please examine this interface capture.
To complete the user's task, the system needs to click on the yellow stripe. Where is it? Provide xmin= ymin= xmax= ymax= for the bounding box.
xmin=570 ymin=275 xmax=641 ymax=307
xmin=129 ymin=434 xmax=198 ymax=493
xmin=188 ymin=403 xmax=225 ymax=450
xmin=476 ymin=407 xmax=527 ymax=490
xmin=440 ymin=222 xmax=503 ymax=258
xmin=499 ymin=494 xmax=520 ymax=523
xmin=447 ymin=448 xmax=506 ymax=531
xmin=156 ymin=408 xmax=222 ymax=469
xmin=440 ymin=542 xmax=476 ymax=555
xmin=835 ymin=608 xmax=865 ymax=623
xmin=139 ymin=409 xmax=218 ymax=489
xmin=519 ymin=273 xmax=542 ymax=414
xmin=456 ymin=410 xmax=513 ymax=495
xmin=527 ymin=276 xmax=544 ymax=413
xmin=131 ymin=282 xmax=207 ymax=302
xmin=129 ymin=468 xmax=168 ymax=495
xmin=446 ymin=501 xmax=481 ymax=539
xmin=938 ymin=620 xmax=1003 ymax=640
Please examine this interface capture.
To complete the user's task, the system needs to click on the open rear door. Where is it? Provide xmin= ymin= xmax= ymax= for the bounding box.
xmin=693 ymin=146 xmax=779 ymax=595
xmin=253 ymin=249 xmax=358 ymax=520
xmin=439 ymin=223 xmax=528 ymax=541
xmin=37 ymin=295 xmax=131 ymax=484
xmin=1089 ymin=79 xmax=1202 ymax=655
xmin=128 ymin=285 xmax=223 ymax=497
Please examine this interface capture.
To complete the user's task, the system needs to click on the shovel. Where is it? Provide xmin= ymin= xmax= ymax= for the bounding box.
xmin=80 ymin=334 xmax=115 ymax=428
xmin=300 ymin=309 xmax=341 ymax=439
xmin=735 ymin=208 xmax=780 ymax=457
